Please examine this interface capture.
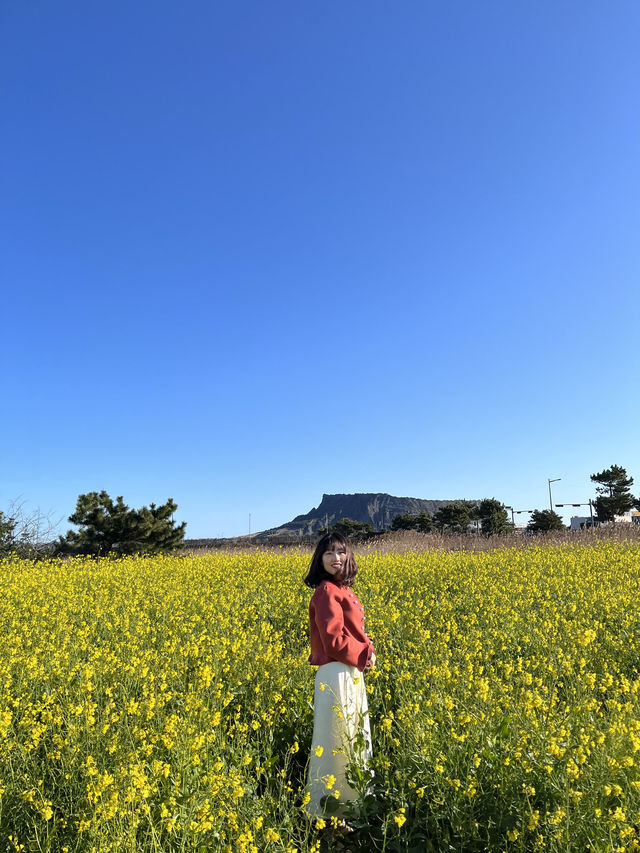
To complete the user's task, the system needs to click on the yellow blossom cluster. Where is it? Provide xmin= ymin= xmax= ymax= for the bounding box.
xmin=0 ymin=542 xmax=639 ymax=851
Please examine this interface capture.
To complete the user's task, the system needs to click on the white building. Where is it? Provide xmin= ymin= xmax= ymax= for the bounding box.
xmin=570 ymin=516 xmax=594 ymax=531
xmin=614 ymin=511 xmax=639 ymax=524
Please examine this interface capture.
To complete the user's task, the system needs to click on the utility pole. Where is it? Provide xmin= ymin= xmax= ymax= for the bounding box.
xmin=548 ymin=478 xmax=561 ymax=511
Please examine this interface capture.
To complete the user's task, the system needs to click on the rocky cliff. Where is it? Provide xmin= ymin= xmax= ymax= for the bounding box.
xmin=263 ymin=493 xmax=469 ymax=536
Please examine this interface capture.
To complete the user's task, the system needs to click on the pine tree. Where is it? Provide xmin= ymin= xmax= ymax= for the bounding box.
xmin=476 ymin=498 xmax=512 ymax=535
xmin=527 ymin=509 xmax=565 ymax=532
xmin=590 ymin=465 xmax=635 ymax=522
xmin=0 ymin=511 xmax=17 ymax=557
xmin=390 ymin=512 xmax=433 ymax=533
xmin=56 ymin=491 xmax=186 ymax=556
xmin=432 ymin=502 xmax=476 ymax=534
xmin=318 ymin=518 xmax=374 ymax=538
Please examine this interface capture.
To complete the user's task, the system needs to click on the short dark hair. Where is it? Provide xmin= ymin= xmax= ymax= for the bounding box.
xmin=303 ymin=532 xmax=358 ymax=589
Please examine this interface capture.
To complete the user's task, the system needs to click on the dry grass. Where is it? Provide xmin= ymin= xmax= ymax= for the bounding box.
xmin=183 ymin=523 xmax=640 ymax=557
xmin=359 ymin=523 xmax=640 ymax=553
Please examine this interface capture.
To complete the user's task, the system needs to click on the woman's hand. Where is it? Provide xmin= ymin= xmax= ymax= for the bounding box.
xmin=365 ymin=652 xmax=376 ymax=669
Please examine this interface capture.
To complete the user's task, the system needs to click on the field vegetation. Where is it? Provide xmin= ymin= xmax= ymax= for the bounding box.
xmin=1 ymin=538 xmax=640 ymax=851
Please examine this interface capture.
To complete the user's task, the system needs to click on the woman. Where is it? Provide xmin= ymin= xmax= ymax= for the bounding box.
xmin=303 ymin=532 xmax=375 ymax=819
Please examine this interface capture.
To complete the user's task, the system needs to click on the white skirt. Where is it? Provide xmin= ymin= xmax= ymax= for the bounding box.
xmin=305 ymin=661 xmax=372 ymax=818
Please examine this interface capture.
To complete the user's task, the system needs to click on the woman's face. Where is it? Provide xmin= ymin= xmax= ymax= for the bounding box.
xmin=322 ymin=542 xmax=348 ymax=577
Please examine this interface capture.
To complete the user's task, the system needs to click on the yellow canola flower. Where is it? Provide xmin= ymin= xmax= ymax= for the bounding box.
xmin=394 ymin=807 xmax=407 ymax=827
xmin=1 ymin=542 xmax=640 ymax=850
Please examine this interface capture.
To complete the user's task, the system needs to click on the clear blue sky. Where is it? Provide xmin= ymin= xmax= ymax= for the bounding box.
xmin=2 ymin=1 xmax=639 ymax=538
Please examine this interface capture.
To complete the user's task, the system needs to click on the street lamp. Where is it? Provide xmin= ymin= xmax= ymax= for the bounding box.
xmin=548 ymin=478 xmax=561 ymax=511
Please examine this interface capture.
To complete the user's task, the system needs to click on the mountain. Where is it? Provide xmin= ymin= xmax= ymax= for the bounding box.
xmin=262 ymin=493 xmax=471 ymax=536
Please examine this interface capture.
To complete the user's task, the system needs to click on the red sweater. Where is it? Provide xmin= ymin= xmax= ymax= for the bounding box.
xmin=308 ymin=580 xmax=374 ymax=672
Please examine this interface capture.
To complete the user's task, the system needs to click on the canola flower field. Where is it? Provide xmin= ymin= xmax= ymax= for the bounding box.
xmin=1 ymin=543 xmax=640 ymax=852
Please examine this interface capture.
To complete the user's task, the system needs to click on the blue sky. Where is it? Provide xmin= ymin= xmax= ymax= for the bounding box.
xmin=2 ymin=1 xmax=639 ymax=538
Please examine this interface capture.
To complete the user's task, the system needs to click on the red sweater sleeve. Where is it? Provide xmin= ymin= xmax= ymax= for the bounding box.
xmin=314 ymin=584 xmax=372 ymax=670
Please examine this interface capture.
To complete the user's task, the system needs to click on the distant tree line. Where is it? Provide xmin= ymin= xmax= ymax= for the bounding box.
xmin=322 ymin=465 xmax=640 ymax=539
xmin=322 ymin=498 xmax=529 ymax=537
